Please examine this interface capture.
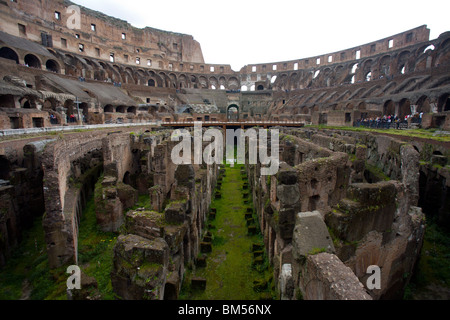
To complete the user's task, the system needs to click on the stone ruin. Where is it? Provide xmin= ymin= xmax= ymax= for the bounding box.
xmin=0 ymin=0 xmax=448 ymax=301
xmin=245 ymin=127 xmax=427 ymax=299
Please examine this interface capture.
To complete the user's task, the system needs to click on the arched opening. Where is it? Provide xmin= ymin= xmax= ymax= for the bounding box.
xmin=43 ymin=98 xmax=57 ymax=111
xmin=45 ymin=59 xmax=60 ymax=73
xmin=437 ymin=93 xmax=450 ymax=112
xmin=21 ymin=96 xmax=36 ymax=109
xmin=123 ymin=171 xmax=131 ymax=185
xmin=127 ymin=106 xmax=136 ymax=114
xmin=0 ymin=156 xmax=10 ymax=180
xmin=164 ymin=282 xmax=178 ymax=300
xmin=365 ymin=71 xmax=372 ymax=82
xmin=416 ymin=96 xmax=431 ymax=113
xmin=384 ymin=100 xmax=395 ymax=116
xmin=398 ymin=98 xmax=411 ymax=119
xmin=148 ymin=79 xmax=156 ymax=87
xmin=241 ymin=85 xmax=248 ymax=91
xmin=0 ymin=47 xmax=19 ymax=64
xmin=64 ymin=100 xmax=75 ymax=117
xmin=0 ymin=94 xmax=15 ymax=108
xmin=116 ymin=105 xmax=126 ymax=113
xmin=227 ymin=104 xmax=239 ymax=121
xmin=104 ymin=104 xmax=114 ymax=113
xmin=24 ymin=54 xmax=41 ymax=69
xmin=257 ymin=85 xmax=264 ymax=91
xmin=80 ymin=103 xmax=88 ymax=123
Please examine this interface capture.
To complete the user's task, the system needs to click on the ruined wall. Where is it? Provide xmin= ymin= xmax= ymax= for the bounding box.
xmin=105 ymin=131 xmax=219 ymax=299
xmin=246 ymin=127 xmax=426 ymax=300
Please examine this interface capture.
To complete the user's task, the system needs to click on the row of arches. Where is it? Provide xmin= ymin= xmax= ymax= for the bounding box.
xmin=272 ymin=37 xmax=450 ymax=91
xmin=103 ymin=105 xmax=136 ymax=114
xmin=0 ymin=47 xmax=61 ymax=73
xmin=277 ymin=93 xmax=450 ymax=120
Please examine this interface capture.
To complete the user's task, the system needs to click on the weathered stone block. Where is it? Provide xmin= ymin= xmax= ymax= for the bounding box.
xmin=164 ymin=200 xmax=188 ymax=225
xmin=117 ymin=182 xmax=138 ymax=209
xmin=276 ymin=184 xmax=300 ymax=206
xmin=292 ymin=211 xmax=335 ymax=262
xmin=164 ymin=222 xmax=188 ymax=254
xmin=111 ymin=234 xmax=169 ymax=300
xmin=299 ymin=253 xmax=371 ymax=300
xmin=126 ymin=210 xmax=165 ymax=240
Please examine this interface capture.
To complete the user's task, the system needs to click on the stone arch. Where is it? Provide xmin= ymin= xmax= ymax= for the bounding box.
xmin=198 ymin=76 xmax=208 ymax=88
xmin=127 ymin=106 xmax=137 ymax=114
xmin=104 ymin=104 xmax=114 ymax=113
xmin=43 ymin=97 xmax=58 ymax=111
xmin=20 ymin=96 xmax=37 ymax=109
xmin=0 ymin=47 xmax=19 ymax=64
xmin=159 ymin=72 xmax=171 ymax=88
xmin=0 ymin=94 xmax=15 ymax=108
xmin=227 ymin=104 xmax=239 ymax=121
xmin=169 ymin=73 xmax=177 ymax=88
xmin=383 ymin=100 xmax=395 ymax=116
xmin=416 ymin=95 xmax=431 ymax=113
xmin=116 ymin=105 xmax=126 ymax=113
xmin=24 ymin=54 xmax=41 ymax=69
xmin=209 ymin=76 xmax=218 ymax=89
xmin=149 ymin=71 xmax=163 ymax=87
xmin=398 ymin=98 xmax=411 ymax=118
xmin=124 ymin=67 xmax=135 ymax=84
xmin=437 ymin=93 xmax=450 ymax=112
xmin=178 ymin=74 xmax=187 ymax=88
xmin=397 ymin=51 xmax=410 ymax=74
xmin=45 ymin=59 xmax=60 ymax=73
xmin=227 ymin=77 xmax=239 ymax=90
xmin=379 ymin=55 xmax=391 ymax=77
xmin=434 ymin=38 xmax=450 ymax=66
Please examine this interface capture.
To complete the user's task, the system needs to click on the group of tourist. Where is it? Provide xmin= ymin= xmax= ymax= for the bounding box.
xmin=354 ymin=112 xmax=423 ymax=129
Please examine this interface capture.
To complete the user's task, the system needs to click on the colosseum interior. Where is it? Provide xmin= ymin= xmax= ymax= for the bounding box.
xmin=0 ymin=0 xmax=449 ymax=304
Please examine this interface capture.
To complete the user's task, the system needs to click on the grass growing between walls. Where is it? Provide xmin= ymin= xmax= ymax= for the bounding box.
xmin=0 ymin=215 xmax=67 ymax=300
xmin=0 ymin=188 xmax=151 ymax=299
xmin=179 ymin=164 xmax=275 ymax=300
xmin=404 ymin=219 xmax=450 ymax=300
xmin=309 ymin=125 xmax=450 ymax=142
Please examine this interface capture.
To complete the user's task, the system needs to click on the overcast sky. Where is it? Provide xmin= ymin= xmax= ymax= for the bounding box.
xmin=72 ymin=0 xmax=449 ymax=71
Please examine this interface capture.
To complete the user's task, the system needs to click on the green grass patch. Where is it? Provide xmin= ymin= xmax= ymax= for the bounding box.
xmin=77 ymin=195 xmax=118 ymax=300
xmin=307 ymin=125 xmax=450 ymax=142
xmin=179 ymin=164 xmax=275 ymax=300
xmin=0 ymin=215 xmax=67 ymax=300
xmin=404 ymin=219 xmax=450 ymax=299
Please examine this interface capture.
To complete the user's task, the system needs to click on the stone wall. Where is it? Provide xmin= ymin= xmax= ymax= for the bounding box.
xmin=108 ymin=134 xmax=219 ymax=299
xmin=246 ymin=127 xmax=426 ymax=300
